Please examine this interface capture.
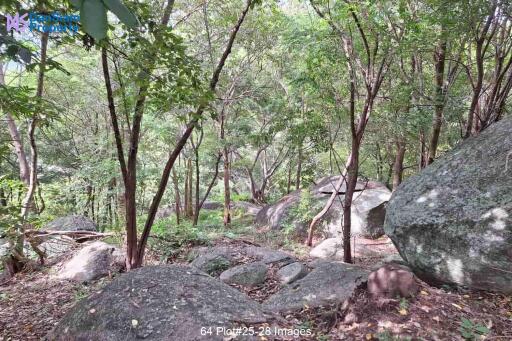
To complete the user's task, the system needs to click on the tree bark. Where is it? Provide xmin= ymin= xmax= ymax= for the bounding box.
xmin=295 ymin=146 xmax=302 ymax=190
xmin=392 ymin=140 xmax=406 ymax=191
xmin=171 ymin=168 xmax=181 ymax=225
xmin=428 ymin=39 xmax=446 ymax=164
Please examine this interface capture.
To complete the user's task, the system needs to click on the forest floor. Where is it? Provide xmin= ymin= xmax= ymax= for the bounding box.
xmin=1 ymin=227 xmax=511 ymax=340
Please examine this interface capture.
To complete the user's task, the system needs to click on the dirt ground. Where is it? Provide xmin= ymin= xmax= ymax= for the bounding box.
xmin=1 ymin=237 xmax=511 ymax=340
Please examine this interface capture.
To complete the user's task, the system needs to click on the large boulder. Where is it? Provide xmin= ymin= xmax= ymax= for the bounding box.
xmin=255 ymin=177 xmax=391 ymax=239
xmin=385 ymin=118 xmax=512 ymax=293
xmin=56 ymin=241 xmax=124 ymax=282
xmin=49 ymin=265 xmax=268 ymax=340
xmin=44 ymin=215 xmax=97 ymax=232
xmin=264 ymin=261 xmax=368 ymax=312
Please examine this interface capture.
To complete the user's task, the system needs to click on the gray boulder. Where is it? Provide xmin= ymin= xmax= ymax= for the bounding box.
xmin=385 ymin=117 xmax=512 ymax=293
xmin=276 ymin=262 xmax=308 ymax=284
xmin=190 ymin=253 xmax=232 ymax=276
xmin=220 ymin=262 xmax=268 ymax=287
xmin=56 ymin=241 xmax=124 ymax=282
xmin=243 ymin=245 xmax=296 ymax=265
xmin=45 ymin=215 xmax=97 ymax=232
xmin=264 ymin=261 xmax=368 ymax=312
xmin=48 ymin=265 xmax=268 ymax=340
xmin=255 ymin=177 xmax=390 ymax=239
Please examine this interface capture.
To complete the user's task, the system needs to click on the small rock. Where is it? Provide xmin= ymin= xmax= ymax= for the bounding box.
xmin=277 ymin=262 xmax=307 ymax=284
xmin=367 ymin=264 xmax=418 ymax=299
xmin=244 ymin=246 xmax=295 ymax=265
xmin=220 ymin=262 xmax=268 ymax=287
xmin=190 ymin=253 xmax=232 ymax=275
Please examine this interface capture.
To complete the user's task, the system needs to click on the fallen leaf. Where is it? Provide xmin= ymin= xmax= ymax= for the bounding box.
xmin=365 ymin=333 xmax=373 ymax=340
xmin=399 ymin=308 xmax=408 ymax=315
xmin=420 ymin=290 xmax=429 ymax=296
xmin=451 ymin=303 xmax=463 ymax=310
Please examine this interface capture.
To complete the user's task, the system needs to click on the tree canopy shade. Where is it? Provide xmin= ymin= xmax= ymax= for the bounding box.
xmin=1 ymin=0 xmax=511 ymax=272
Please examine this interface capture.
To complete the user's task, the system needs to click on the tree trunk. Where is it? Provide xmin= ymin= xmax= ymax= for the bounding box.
xmin=223 ymin=147 xmax=231 ymax=225
xmin=193 ymin=144 xmax=201 ymax=226
xmin=392 ymin=141 xmax=406 ymax=191
xmin=172 ymin=168 xmax=181 ymax=225
xmin=286 ymin=162 xmax=292 ymax=194
xmin=295 ymin=146 xmax=302 ymax=190
xmin=187 ymin=158 xmax=194 ymax=218
xmin=428 ymin=39 xmax=446 ymax=164
xmin=418 ymin=130 xmax=428 ymax=169
xmin=342 ymin=142 xmax=360 ymax=264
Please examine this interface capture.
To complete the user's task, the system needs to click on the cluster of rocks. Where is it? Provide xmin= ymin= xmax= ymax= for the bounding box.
xmin=255 ymin=176 xmax=391 ymax=241
xmin=49 ymin=252 xmax=418 ymax=341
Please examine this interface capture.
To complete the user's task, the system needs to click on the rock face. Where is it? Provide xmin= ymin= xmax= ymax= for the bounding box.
xmin=385 ymin=118 xmax=512 ymax=293
xmin=56 ymin=241 xmax=124 ymax=282
xmin=255 ymin=177 xmax=391 ymax=239
xmin=220 ymin=262 xmax=268 ymax=287
xmin=276 ymin=262 xmax=308 ymax=284
xmin=264 ymin=261 xmax=368 ymax=312
xmin=367 ymin=264 xmax=418 ymax=299
xmin=49 ymin=265 xmax=268 ymax=340
xmin=45 ymin=215 xmax=97 ymax=232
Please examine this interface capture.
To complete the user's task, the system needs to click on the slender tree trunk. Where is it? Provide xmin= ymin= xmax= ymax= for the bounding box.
xmin=184 ymin=159 xmax=190 ymax=218
xmin=342 ymin=142 xmax=360 ymax=264
xmin=193 ymin=147 xmax=200 ymax=226
xmin=0 ymin=188 xmax=6 ymax=207
xmin=187 ymin=158 xmax=194 ymax=218
xmin=5 ymin=32 xmax=48 ymax=275
xmin=172 ymin=168 xmax=181 ymax=225
xmin=419 ymin=130 xmax=428 ymax=169
xmin=428 ymin=39 xmax=446 ymax=164
xmin=223 ymin=147 xmax=231 ymax=225
xmin=133 ymin=0 xmax=254 ymax=266
xmin=197 ymin=153 xmax=222 ymax=216
xmin=295 ymin=146 xmax=302 ymax=190
xmin=286 ymin=162 xmax=292 ymax=194
xmin=392 ymin=140 xmax=406 ymax=191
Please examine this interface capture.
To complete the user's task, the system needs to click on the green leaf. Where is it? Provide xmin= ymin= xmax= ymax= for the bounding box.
xmin=69 ymin=0 xmax=83 ymax=9
xmin=102 ymin=0 xmax=139 ymax=28
xmin=81 ymin=0 xmax=108 ymax=41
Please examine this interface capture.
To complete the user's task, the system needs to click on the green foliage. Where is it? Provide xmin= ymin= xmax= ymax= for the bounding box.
xmin=459 ymin=318 xmax=490 ymax=340
xmin=148 ymin=217 xmax=209 ymax=261
xmin=71 ymin=0 xmax=139 ymax=41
